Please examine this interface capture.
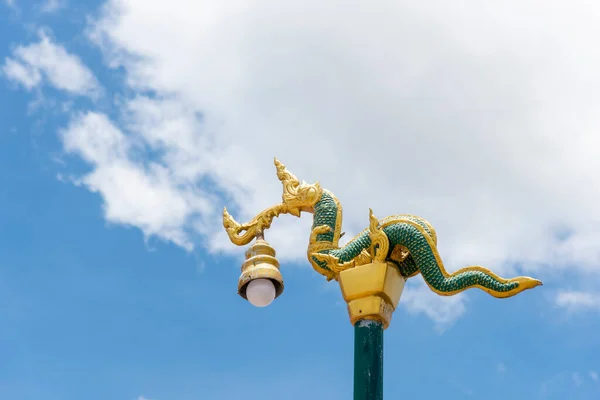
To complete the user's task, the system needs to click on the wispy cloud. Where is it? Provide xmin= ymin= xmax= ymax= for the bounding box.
xmin=60 ymin=111 xmax=214 ymax=251
xmin=2 ymin=29 xmax=101 ymax=98
xmin=555 ymin=290 xmax=600 ymax=312
xmin=400 ymin=281 xmax=466 ymax=331
xmin=2 ymin=58 xmax=41 ymax=89
xmin=542 ymin=370 xmax=599 ymax=394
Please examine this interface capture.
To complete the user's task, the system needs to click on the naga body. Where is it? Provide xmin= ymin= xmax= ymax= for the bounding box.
xmin=223 ymin=159 xmax=542 ymax=298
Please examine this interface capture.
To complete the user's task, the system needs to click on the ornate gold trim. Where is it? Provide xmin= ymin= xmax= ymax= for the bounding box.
xmin=368 ymin=209 xmax=390 ymax=263
xmin=223 ymin=158 xmax=323 ymax=246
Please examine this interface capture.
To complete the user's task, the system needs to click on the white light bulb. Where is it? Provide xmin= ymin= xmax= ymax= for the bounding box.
xmin=246 ymin=278 xmax=276 ymax=307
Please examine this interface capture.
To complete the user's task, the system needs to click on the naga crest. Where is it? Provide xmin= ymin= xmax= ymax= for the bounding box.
xmin=223 ymin=158 xmax=323 ymax=246
xmin=275 ymin=159 xmax=322 ymax=216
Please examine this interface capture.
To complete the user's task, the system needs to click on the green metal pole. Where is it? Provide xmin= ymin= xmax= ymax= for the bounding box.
xmin=354 ymin=319 xmax=384 ymax=400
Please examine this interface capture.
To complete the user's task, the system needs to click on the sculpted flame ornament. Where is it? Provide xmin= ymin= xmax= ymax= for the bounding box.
xmin=223 ymin=159 xmax=542 ymax=298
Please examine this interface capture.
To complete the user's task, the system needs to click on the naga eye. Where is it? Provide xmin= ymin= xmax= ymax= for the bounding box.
xmin=306 ymin=187 xmax=318 ymax=199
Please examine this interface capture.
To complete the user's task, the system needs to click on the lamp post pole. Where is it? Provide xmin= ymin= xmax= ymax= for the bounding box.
xmin=354 ymin=319 xmax=383 ymax=400
xmin=337 ymin=260 xmax=405 ymax=400
xmin=222 ymin=158 xmax=542 ymax=399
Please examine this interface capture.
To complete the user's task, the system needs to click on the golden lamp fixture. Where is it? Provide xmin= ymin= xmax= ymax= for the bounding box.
xmin=237 ymin=233 xmax=284 ymax=307
xmin=224 ymin=159 xmax=542 ymax=328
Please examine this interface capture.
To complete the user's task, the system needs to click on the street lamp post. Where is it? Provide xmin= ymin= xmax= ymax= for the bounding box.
xmin=223 ymin=158 xmax=542 ymax=400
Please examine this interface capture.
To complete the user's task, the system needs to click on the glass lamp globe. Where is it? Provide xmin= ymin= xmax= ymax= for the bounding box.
xmin=246 ymin=278 xmax=276 ymax=307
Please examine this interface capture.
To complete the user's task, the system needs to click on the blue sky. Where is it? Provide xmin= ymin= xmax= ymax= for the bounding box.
xmin=2 ymin=1 xmax=600 ymax=399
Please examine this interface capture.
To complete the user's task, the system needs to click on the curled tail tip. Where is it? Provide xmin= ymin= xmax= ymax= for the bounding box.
xmin=528 ymin=277 xmax=543 ymax=287
xmin=222 ymin=207 xmax=238 ymax=229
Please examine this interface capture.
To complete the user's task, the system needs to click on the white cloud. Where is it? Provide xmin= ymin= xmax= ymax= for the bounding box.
xmin=86 ymin=0 xmax=600 ymax=272
xmin=60 ymin=111 xmax=214 ymax=250
xmin=2 ymin=58 xmax=41 ymax=89
xmin=400 ymin=281 xmax=466 ymax=330
xmin=555 ymin=291 xmax=600 ymax=312
xmin=5 ymin=0 xmax=599 ymax=325
xmin=590 ymin=371 xmax=599 ymax=382
xmin=3 ymin=30 xmax=100 ymax=97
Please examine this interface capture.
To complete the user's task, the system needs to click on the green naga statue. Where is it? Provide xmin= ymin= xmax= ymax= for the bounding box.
xmin=223 ymin=159 xmax=542 ymax=298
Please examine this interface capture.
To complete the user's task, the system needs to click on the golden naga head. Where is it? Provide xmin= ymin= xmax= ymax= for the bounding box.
xmin=223 ymin=158 xmax=323 ymax=246
xmin=274 ymin=158 xmax=322 ymax=217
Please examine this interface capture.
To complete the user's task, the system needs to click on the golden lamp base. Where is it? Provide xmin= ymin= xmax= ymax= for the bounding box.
xmin=338 ymin=262 xmax=406 ymax=330
xmin=238 ymin=239 xmax=284 ymax=301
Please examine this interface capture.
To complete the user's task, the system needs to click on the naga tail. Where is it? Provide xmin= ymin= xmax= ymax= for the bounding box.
xmin=383 ymin=220 xmax=542 ymax=298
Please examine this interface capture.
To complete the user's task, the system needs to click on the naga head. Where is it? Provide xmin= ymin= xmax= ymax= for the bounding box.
xmin=223 ymin=158 xmax=323 ymax=246
xmin=275 ymin=158 xmax=322 ymax=217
